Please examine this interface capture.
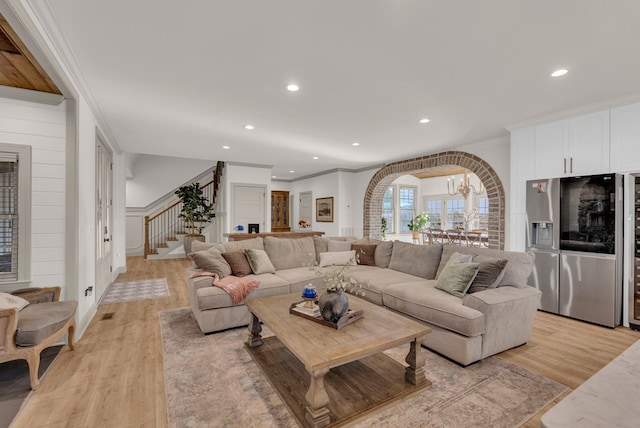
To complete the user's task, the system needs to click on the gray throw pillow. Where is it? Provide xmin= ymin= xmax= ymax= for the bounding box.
xmin=189 ymin=247 xmax=232 ymax=278
xmin=435 ymin=261 xmax=480 ymax=297
xmin=468 ymin=256 xmax=508 ymax=294
xmin=245 ymin=249 xmax=276 ymax=275
xmin=374 ymin=241 xmax=393 ymax=268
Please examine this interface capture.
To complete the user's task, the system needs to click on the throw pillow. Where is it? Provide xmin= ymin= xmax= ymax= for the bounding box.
xmin=0 ymin=292 xmax=30 ymax=311
xmin=351 ymin=243 xmax=377 ymax=266
xmin=318 ymin=250 xmax=357 ymax=267
xmin=374 ymin=240 xmax=393 ymax=268
xmin=327 ymin=240 xmax=353 ymax=252
xmin=435 ymin=261 xmax=480 ymax=297
xmin=467 ymin=256 xmax=508 ymax=293
xmin=245 ymin=248 xmax=276 ymax=275
xmin=448 ymin=251 xmax=474 ymax=265
xmin=189 ymin=247 xmax=232 ymax=278
xmin=222 ymin=251 xmax=253 ymax=277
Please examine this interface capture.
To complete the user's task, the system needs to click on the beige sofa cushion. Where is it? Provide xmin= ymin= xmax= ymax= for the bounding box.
xmin=345 ymin=267 xmax=423 ymax=305
xmin=196 ymin=273 xmax=289 ymax=310
xmin=264 ymin=236 xmax=316 ymax=270
xmin=383 ymin=281 xmax=485 ymax=337
xmin=220 ymin=237 xmax=265 ymax=252
xmin=388 ymin=241 xmax=443 ymax=279
xmin=436 ymin=244 xmax=534 ymax=287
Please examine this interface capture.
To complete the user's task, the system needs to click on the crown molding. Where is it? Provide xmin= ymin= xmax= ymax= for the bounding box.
xmin=9 ymin=0 xmax=123 ymax=154
xmin=226 ymin=161 xmax=273 ymax=169
xmin=506 ymin=91 xmax=640 ymax=132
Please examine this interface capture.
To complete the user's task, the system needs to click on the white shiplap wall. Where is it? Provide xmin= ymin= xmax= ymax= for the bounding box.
xmin=0 ymin=97 xmax=66 ymax=291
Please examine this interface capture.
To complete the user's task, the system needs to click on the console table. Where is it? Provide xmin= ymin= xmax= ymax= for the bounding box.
xmin=224 ymin=231 xmax=325 ymax=241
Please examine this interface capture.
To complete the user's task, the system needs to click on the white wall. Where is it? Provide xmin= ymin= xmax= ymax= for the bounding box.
xmin=0 ymin=97 xmax=66 ymax=292
xmin=125 ymin=154 xmax=215 ymax=208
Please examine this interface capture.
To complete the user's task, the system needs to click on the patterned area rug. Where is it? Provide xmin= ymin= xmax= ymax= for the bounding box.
xmin=160 ymin=308 xmax=567 ymax=427
xmin=100 ymin=278 xmax=169 ymax=305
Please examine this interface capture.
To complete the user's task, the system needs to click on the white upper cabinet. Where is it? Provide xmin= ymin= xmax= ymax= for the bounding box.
xmin=611 ymin=102 xmax=640 ymax=173
xmin=534 ymin=120 xmax=569 ymax=178
xmin=533 ymin=110 xmax=610 ymax=178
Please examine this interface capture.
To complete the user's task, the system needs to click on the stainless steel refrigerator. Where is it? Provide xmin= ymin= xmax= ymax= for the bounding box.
xmin=526 ymin=173 xmax=623 ymax=327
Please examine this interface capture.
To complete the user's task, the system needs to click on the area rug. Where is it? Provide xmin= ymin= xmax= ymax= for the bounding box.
xmin=159 ymin=308 xmax=567 ymax=427
xmin=99 ymin=278 xmax=169 ymax=305
xmin=0 ymin=345 xmax=62 ymax=428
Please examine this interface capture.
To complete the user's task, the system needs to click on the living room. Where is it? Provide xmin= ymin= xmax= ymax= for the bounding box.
xmin=2 ymin=1 xmax=640 ymax=427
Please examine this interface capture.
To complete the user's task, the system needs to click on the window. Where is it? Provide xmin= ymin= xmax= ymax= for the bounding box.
xmin=0 ymin=144 xmax=30 ymax=283
xmin=446 ymin=198 xmax=465 ymax=229
xmin=382 ymin=187 xmax=395 ymax=234
xmin=426 ymin=200 xmax=442 ymax=228
xmin=399 ymin=186 xmax=416 ymax=233
xmin=382 ymin=184 xmax=417 ymax=234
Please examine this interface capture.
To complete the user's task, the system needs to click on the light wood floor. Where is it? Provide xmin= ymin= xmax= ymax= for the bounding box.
xmin=11 ymin=256 xmax=640 ymax=427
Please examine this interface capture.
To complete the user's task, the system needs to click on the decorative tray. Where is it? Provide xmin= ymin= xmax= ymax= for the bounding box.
xmin=289 ymin=301 xmax=363 ymax=330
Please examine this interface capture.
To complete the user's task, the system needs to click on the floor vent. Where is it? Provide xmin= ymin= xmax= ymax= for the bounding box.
xmin=101 ymin=312 xmax=115 ymax=320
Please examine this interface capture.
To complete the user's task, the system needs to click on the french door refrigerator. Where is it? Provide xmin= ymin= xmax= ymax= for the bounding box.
xmin=526 ymin=173 xmax=623 ymax=327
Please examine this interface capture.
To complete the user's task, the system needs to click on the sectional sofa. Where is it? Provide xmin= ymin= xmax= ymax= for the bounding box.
xmin=186 ymin=235 xmax=541 ymax=365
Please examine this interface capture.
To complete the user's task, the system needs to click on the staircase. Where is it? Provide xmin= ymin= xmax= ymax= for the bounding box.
xmin=144 ymin=161 xmax=224 ymax=259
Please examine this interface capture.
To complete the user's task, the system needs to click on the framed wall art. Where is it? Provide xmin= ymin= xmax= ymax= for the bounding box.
xmin=316 ymin=197 xmax=334 ymax=222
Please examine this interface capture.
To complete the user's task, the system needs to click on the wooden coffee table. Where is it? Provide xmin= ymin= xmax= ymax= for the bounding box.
xmin=245 ymin=292 xmax=432 ymax=427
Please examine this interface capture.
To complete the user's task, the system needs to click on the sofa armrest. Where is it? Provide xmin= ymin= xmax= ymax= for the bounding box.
xmin=463 ymin=286 xmax=541 ymax=358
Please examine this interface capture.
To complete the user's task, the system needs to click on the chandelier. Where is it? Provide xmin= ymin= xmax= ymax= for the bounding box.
xmin=447 ymin=170 xmax=484 ymax=199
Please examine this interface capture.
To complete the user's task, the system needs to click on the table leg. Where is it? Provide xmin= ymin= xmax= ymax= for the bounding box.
xmin=304 ymin=368 xmax=331 ymax=428
xmin=405 ymin=337 xmax=427 ymax=386
xmin=247 ymin=312 xmax=263 ymax=347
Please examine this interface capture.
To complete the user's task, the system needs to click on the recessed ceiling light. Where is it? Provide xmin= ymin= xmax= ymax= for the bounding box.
xmin=289 ymin=170 xmax=295 ymax=173
xmin=312 ymin=156 xmax=319 ymax=160
xmin=551 ymin=69 xmax=568 ymax=77
xmin=419 ymin=118 xmax=431 ymax=124
xmin=272 ymin=175 xmax=276 ymax=178
xmin=286 ymin=84 xmax=300 ymax=92
xmin=222 ymin=145 xmax=230 ymax=149
xmin=244 ymin=124 xmax=254 ymax=130
xmin=352 ymin=142 xmax=360 ymax=146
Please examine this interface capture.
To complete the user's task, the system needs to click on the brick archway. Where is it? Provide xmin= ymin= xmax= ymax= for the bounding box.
xmin=363 ymin=151 xmax=505 ymax=249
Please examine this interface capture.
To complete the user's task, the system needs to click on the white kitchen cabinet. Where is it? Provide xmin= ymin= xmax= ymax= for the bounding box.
xmin=534 ymin=120 xmax=568 ymax=178
xmin=533 ymin=111 xmax=610 ymax=178
xmin=611 ymin=102 xmax=640 ymax=173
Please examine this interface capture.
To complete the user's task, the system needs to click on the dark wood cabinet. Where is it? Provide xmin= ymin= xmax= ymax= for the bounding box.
xmin=271 ymin=191 xmax=290 ymax=232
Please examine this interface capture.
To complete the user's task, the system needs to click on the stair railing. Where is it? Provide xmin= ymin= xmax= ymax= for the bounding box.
xmin=144 ymin=161 xmax=224 ymax=258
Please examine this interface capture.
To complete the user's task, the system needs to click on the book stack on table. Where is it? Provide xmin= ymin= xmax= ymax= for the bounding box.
xmin=291 ymin=301 xmax=320 ymax=317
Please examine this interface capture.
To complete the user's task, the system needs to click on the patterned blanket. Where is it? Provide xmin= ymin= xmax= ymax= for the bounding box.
xmin=189 ymin=270 xmax=260 ymax=304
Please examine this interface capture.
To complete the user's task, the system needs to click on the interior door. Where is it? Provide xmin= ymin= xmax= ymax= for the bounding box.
xmin=231 ymin=184 xmax=266 ymax=232
xmin=96 ymin=138 xmax=113 ymax=298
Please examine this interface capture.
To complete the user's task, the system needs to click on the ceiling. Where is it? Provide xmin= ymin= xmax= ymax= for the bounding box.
xmin=19 ymin=1 xmax=640 ymax=179
xmin=0 ymin=13 xmax=59 ymax=94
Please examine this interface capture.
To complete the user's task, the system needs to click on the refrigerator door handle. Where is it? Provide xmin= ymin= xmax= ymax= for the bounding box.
xmin=570 ymin=157 xmax=573 ymax=173
xmin=563 ymin=158 xmax=567 ymax=174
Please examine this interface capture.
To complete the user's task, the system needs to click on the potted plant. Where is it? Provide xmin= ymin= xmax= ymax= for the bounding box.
xmin=381 ymin=217 xmax=387 ymax=240
xmin=175 ymin=182 xmax=216 ymax=253
xmin=407 ymin=212 xmax=429 ymax=239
